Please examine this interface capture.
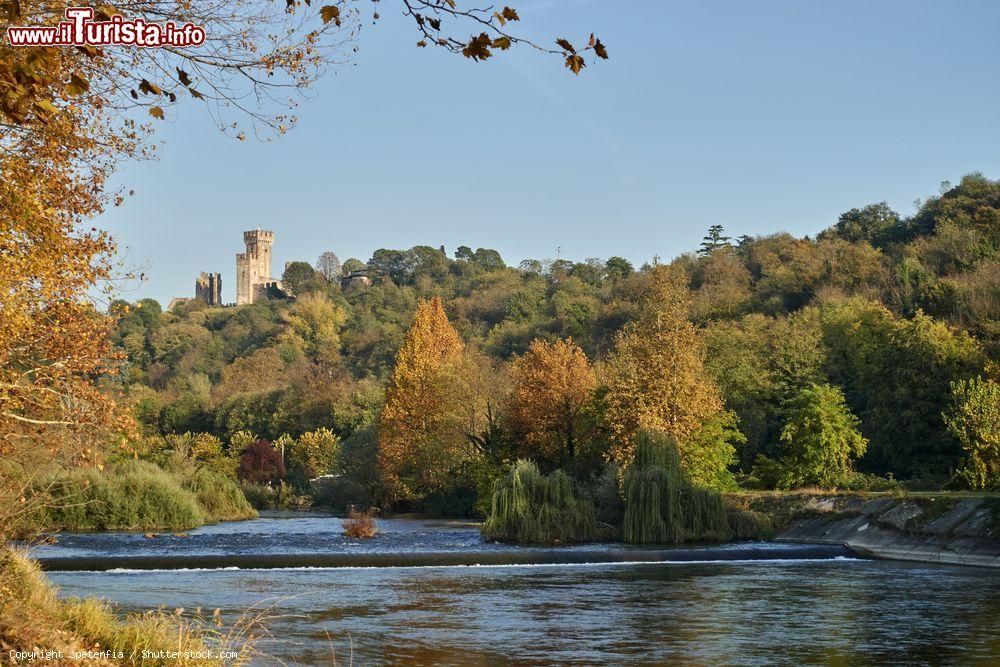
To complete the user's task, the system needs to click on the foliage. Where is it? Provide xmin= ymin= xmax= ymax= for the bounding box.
xmin=378 ymin=297 xmax=467 ymax=500
xmin=25 ymin=459 xmax=253 ymax=532
xmin=483 ymin=460 xmax=596 ymax=544
xmin=237 ymin=439 xmax=286 ymax=485
xmin=504 ymin=338 xmax=596 ymax=468
xmin=754 ymin=384 xmax=868 ymax=490
xmin=601 ymin=265 xmax=724 ymax=465
xmin=681 ymin=410 xmax=742 ymax=491
xmin=944 ymin=374 xmax=1000 ymax=490
xmin=286 ymin=428 xmax=342 ymax=488
xmin=622 ymin=430 xmax=731 ymax=545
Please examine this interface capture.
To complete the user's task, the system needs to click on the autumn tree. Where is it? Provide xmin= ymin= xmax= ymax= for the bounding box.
xmin=378 ymin=297 xmax=467 ymax=500
xmin=601 ymin=265 xmax=724 ymax=468
xmin=505 ymin=338 xmax=596 ymax=469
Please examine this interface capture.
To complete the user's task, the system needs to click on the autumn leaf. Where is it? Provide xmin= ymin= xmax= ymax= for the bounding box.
xmin=492 ymin=36 xmax=512 ymax=50
xmin=564 ymin=54 xmax=585 ymax=74
xmin=148 ymin=106 xmax=164 ymax=119
xmin=416 ymin=40 xmax=428 ymax=47
xmin=594 ymin=38 xmax=609 ymax=60
xmin=320 ymin=5 xmax=341 ymax=25
xmin=502 ymin=7 xmax=519 ymax=22
xmin=32 ymin=99 xmax=58 ymax=117
xmin=67 ymin=73 xmax=89 ymax=96
xmin=138 ymin=79 xmax=162 ymax=96
xmin=445 ymin=0 xmax=456 ymax=8
xmin=189 ymin=88 xmax=205 ymax=99
xmin=556 ymin=38 xmax=575 ymax=53
xmin=176 ymin=68 xmax=192 ymax=86
xmin=462 ymin=33 xmax=493 ymax=61
xmin=427 ymin=17 xmax=441 ymax=31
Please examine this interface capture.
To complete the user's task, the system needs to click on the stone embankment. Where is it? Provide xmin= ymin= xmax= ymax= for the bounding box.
xmin=751 ymin=494 xmax=1000 ymax=568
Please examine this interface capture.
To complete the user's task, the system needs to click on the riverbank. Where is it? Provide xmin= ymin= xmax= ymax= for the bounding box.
xmin=740 ymin=492 xmax=1000 ymax=568
xmin=0 ymin=547 xmax=244 ymax=666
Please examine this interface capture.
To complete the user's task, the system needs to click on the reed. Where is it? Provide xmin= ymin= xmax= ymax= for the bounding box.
xmin=483 ymin=460 xmax=596 ymax=544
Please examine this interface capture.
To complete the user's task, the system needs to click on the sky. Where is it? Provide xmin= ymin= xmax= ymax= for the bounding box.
xmin=96 ymin=0 xmax=1000 ymax=306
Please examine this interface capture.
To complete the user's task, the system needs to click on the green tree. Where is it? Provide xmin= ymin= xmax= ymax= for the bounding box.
xmin=761 ymin=384 xmax=868 ymax=489
xmin=282 ymin=261 xmax=322 ymax=295
xmin=699 ymin=225 xmax=732 ymax=256
xmin=944 ymin=375 xmax=1000 ymax=490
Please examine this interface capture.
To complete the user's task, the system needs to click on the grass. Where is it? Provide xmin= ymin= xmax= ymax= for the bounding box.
xmin=22 ymin=460 xmax=256 ymax=534
xmin=482 ymin=460 xmax=596 ymax=544
xmin=0 ymin=547 xmax=256 ymax=666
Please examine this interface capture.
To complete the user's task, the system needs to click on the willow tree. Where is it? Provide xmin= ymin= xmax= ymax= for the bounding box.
xmin=378 ymin=297 xmax=466 ymax=499
xmin=601 ymin=265 xmax=724 ymax=468
xmin=505 ymin=338 xmax=596 ymax=468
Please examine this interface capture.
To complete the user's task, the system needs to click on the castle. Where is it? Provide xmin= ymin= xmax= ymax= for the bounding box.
xmin=235 ymin=228 xmax=282 ymax=305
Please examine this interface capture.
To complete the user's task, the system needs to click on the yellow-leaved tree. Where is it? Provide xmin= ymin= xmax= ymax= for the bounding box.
xmin=601 ymin=264 xmax=725 ymax=469
xmin=505 ymin=338 xmax=596 ymax=469
xmin=378 ymin=297 xmax=467 ymax=500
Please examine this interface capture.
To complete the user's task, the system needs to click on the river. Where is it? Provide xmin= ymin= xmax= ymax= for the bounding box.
xmin=29 ymin=512 xmax=1000 ymax=665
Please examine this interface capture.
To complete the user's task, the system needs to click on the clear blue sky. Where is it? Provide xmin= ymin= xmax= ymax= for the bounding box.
xmin=97 ymin=0 xmax=1000 ymax=306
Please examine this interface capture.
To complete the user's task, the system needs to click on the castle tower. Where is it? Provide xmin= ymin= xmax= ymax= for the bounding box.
xmin=236 ymin=229 xmax=275 ymax=305
xmin=195 ymin=271 xmax=222 ymax=305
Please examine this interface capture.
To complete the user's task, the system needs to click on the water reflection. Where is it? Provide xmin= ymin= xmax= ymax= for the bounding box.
xmin=50 ymin=560 xmax=1000 ymax=665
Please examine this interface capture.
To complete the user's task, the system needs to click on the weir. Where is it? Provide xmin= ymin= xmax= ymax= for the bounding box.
xmin=36 ymin=544 xmax=859 ymax=572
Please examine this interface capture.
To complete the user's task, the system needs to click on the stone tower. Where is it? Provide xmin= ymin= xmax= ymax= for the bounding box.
xmin=195 ymin=271 xmax=222 ymax=306
xmin=236 ymin=229 xmax=276 ymax=305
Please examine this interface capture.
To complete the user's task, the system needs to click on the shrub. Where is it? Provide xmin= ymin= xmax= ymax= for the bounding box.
xmin=33 ymin=461 xmax=206 ymax=532
xmin=622 ymin=429 xmax=731 ymax=545
xmin=343 ymin=507 xmax=378 ymax=538
xmin=482 ymin=460 xmax=596 ymax=544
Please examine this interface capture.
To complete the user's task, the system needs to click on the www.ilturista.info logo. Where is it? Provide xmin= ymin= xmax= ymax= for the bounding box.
xmin=6 ymin=7 xmax=206 ymax=47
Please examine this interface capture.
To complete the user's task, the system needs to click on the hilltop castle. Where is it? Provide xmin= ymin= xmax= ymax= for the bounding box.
xmin=235 ymin=228 xmax=282 ymax=305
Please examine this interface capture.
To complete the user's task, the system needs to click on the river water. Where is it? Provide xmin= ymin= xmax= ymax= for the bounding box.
xmin=30 ymin=513 xmax=1000 ymax=665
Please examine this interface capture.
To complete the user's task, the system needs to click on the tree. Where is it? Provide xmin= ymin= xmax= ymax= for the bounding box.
xmin=280 ymin=293 xmax=345 ymax=366
xmin=604 ymin=256 xmax=635 ymax=281
xmin=821 ymin=202 xmax=901 ymax=249
xmin=287 ymin=428 xmax=342 ymax=487
xmin=601 ymin=265 xmax=724 ymax=466
xmin=944 ymin=375 xmax=1000 ymax=490
xmin=238 ymin=439 xmax=286 ymax=485
xmin=505 ymin=338 xmax=596 ymax=468
xmin=316 ymin=251 xmax=343 ymax=282
xmin=342 ymin=258 xmax=366 ymax=275
xmin=378 ymin=297 xmax=467 ymax=499
xmin=699 ymin=225 xmax=733 ymax=256
xmin=282 ymin=261 xmax=321 ymax=295
xmin=759 ymin=384 xmax=868 ymax=489
xmin=455 ymin=246 xmax=475 ymax=262
xmin=472 ymin=248 xmax=506 ymax=271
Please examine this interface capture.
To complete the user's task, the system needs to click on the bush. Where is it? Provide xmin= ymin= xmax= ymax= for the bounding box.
xmin=482 ymin=460 xmax=596 ymax=544
xmin=33 ymin=461 xmax=206 ymax=532
xmin=343 ymin=507 xmax=378 ymax=538
xmin=622 ymin=430 xmax=731 ymax=545
xmin=26 ymin=460 xmax=256 ymax=533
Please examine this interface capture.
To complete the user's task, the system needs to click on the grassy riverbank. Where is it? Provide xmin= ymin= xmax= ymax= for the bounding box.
xmin=0 ymin=548 xmax=252 ymax=666
xmin=19 ymin=460 xmax=256 ymax=536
